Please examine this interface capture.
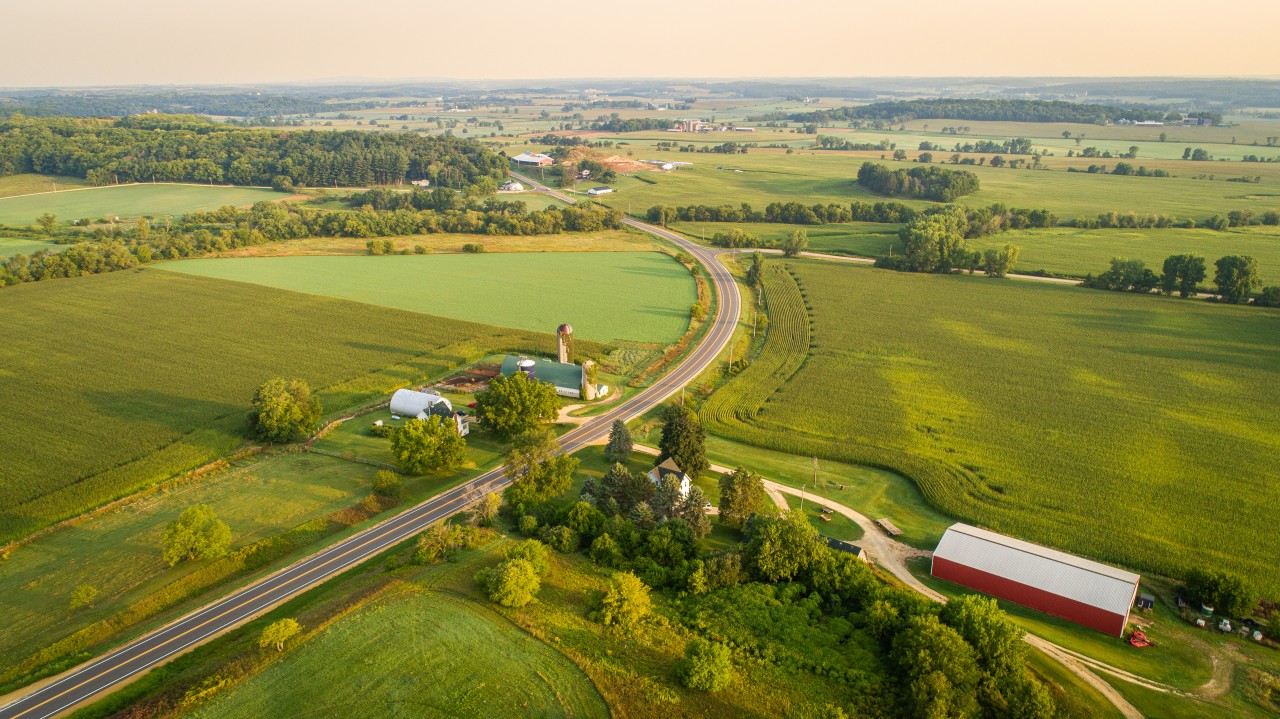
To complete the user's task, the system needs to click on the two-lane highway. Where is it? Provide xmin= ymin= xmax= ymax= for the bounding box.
xmin=0 ymin=176 xmax=740 ymax=719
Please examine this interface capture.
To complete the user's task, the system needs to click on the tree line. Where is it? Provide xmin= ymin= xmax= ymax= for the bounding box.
xmin=875 ymin=207 xmax=1023 ymax=277
xmin=648 ymin=200 xmax=1056 ymax=237
xmin=0 ymin=114 xmax=507 ymax=189
xmin=0 ymin=195 xmax=624 ymax=286
xmin=1083 ymin=254 xmax=1278 ymax=305
xmin=775 ymin=98 xmax=1166 ymax=125
xmin=1070 ymin=208 xmax=1279 ymax=230
xmin=857 ymin=162 xmax=981 ymax=202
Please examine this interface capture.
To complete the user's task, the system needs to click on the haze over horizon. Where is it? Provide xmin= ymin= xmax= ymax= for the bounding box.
xmin=4 ymin=0 xmax=1278 ymax=88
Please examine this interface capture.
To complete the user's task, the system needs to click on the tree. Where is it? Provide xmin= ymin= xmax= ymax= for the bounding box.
xmin=473 ymin=492 xmax=501 ymax=526
xmin=594 ymin=571 xmax=652 ymax=628
xmin=745 ymin=251 xmax=766 ymax=288
xmin=1255 ymin=286 xmax=1280 ymax=307
xmin=678 ymin=637 xmax=734 ymax=691
xmin=744 ymin=512 xmax=825 ymax=582
xmin=989 ymin=155 xmax=1005 ymax=168
xmin=898 ymin=206 xmax=970 ymax=273
xmin=918 ymin=152 xmax=933 ymax=164
xmin=600 ymin=462 xmax=653 ymax=513
xmin=718 ymin=467 xmax=772 ymax=529
xmin=939 ymin=595 xmax=1026 ymax=677
xmin=590 ymin=533 xmax=624 ymax=567
xmin=69 ymin=584 xmax=98 ymax=611
xmin=1185 ymin=568 xmax=1255 ymax=617
xmin=248 ymin=378 xmax=322 ymax=443
xmin=36 ymin=213 xmax=57 ymax=235
xmin=372 ymin=469 xmax=404 ymax=499
xmin=658 ymin=404 xmax=708 ymax=478
xmin=162 ymin=504 xmax=232 ymax=566
xmin=476 ymin=558 xmax=541 ymax=607
xmin=504 ymin=539 xmax=551 ymax=575
xmin=982 ymin=244 xmax=1020 ymax=278
xmin=258 ymin=618 xmax=301 ymax=652
xmin=1160 ymin=254 xmax=1207 ymax=298
xmin=1085 ymin=257 xmax=1159 ymax=293
xmin=504 ymin=429 xmax=579 ymax=510
xmin=680 ymin=487 xmax=712 ymax=538
xmin=652 ymin=475 xmax=685 ymax=521
xmin=391 ymin=416 xmax=466 ymax=475
xmin=1214 ymin=255 xmax=1261 ymax=304
xmin=604 ymin=419 xmax=633 ymax=464
xmin=890 ymin=614 xmax=982 ymax=719
xmin=474 ymin=370 xmax=559 ymax=439
xmin=781 ymin=229 xmax=808 ymax=258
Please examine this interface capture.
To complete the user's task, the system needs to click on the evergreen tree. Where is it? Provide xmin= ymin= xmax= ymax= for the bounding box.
xmin=681 ymin=487 xmax=712 ymax=539
xmin=658 ymin=404 xmax=708 ymax=478
xmin=604 ymin=419 xmax=633 ymax=465
xmin=652 ymin=475 xmax=684 ymax=521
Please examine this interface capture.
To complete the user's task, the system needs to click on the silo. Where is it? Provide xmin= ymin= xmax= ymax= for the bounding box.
xmin=517 ymin=358 xmax=536 ymax=381
xmin=557 ymin=324 xmax=574 ymax=364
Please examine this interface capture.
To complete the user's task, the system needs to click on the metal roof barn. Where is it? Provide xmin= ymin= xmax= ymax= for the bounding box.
xmin=931 ymin=523 xmax=1141 ymax=636
xmin=388 ymin=389 xmax=452 ymax=419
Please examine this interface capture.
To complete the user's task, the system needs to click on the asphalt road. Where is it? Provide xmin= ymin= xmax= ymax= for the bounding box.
xmin=0 ymin=176 xmax=740 ymax=719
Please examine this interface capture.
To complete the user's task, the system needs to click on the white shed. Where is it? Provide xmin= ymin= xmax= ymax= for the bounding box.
xmin=389 ymin=389 xmax=452 ymax=419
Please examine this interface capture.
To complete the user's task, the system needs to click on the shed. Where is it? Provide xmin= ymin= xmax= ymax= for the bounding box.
xmin=931 ymin=523 xmax=1141 ymax=636
xmin=647 ymin=457 xmax=691 ymax=498
xmin=1137 ymin=594 xmax=1155 ymax=610
xmin=389 ymin=389 xmax=452 ymax=419
xmin=510 ymin=152 xmax=555 ymax=166
xmin=825 ymin=536 xmax=869 ymax=563
xmin=586 ymin=186 xmax=613 ymax=195
xmin=499 ymin=355 xmax=586 ymax=398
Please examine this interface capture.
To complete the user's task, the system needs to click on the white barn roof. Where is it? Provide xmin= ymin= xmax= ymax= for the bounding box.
xmin=933 ymin=523 xmax=1140 ymax=617
xmin=389 ymin=389 xmax=452 ymax=418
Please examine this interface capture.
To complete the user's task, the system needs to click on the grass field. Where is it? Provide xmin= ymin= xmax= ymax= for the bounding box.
xmin=0 ymin=237 xmax=61 ymax=258
xmin=158 ymin=251 xmax=697 ymax=343
xmin=0 ymin=452 xmax=374 ymax=669
xmin=578 ymin=149 xmax=1280 ymax=219
xmin=0 ymin=184 xmax=280 ymax=227
xmin=0 ymin=269 xmax=565 ymax=543
xmin=671 ymin=221 xmax=1280 ymax=284
xmin=701 ymin=259 xmax=1280 ymax=594
xmin=187 ymin=588 xmax=610 ymax=719
xmin=210 ymin=228 xmax=658 ymax=257
xmin=0 ymin=174 xmax=91 ymax=199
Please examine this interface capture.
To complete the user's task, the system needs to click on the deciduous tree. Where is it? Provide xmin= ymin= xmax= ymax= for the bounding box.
xmin=391 ymin=415 xmax=466 ymax=475
xmin=258 ymin=618 xmax=301 ymax=652
xmin=476 ymin=558 xmax=540 ymax=607
xmin=162 ymin=504 xmax=231 ymax=566
xmin=249 ymin=378 xmax=322 ymax=443
xmin=594 ymin=571 xmax=652 ymax=628
xmin=503 ymin=429 xmax=578 ymax=510
xmin=718 ymin=467 xmax=771 ymax=530
xmin=475 ymin=371 xmax=559 ymax=439
xmin=678 ymin=637 xmax=734 ymax=691
xmin=1214 ymin=255 xmax=1261 ymax=304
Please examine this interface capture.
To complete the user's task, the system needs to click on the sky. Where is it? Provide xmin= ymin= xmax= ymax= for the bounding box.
xmin=3 ymin=0 xmax=1279 ymax=87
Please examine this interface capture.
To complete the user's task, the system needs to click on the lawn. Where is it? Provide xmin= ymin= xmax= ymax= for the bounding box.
xmin=0 ymin=183 xmax=280 ymax=227
xmin=186 ymin=588 xmax=610 ymax=719
xmin=0 ymin=268 xmax=567 ymax=543
xmin=700 ymin=259 xmax=1280 ymax=595
xmin=0 ymin=452 xmax=375 ymax=669
xmin=158 ymin=251 xmax=697 ymax=343
xmin=0 ymin=236 xmax=61 ymax=258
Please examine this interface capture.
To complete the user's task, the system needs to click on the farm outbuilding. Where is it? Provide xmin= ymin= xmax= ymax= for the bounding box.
xmin=510 ymin=152 xmax=555 ymax=166
xmin=931 ymin=523 xmax=1141 ymax=636
xmin=586 ymin=186 xmax=613 ymax=195
xmin=500 ymin=354 xmax=594 ymax=399
xmin=646 ymin=458 xmax=691 ymax=498
xmin=388 ymin=389 xmax=468 ymax=436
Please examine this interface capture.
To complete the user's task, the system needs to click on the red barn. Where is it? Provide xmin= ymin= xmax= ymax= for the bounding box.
xmin=931 ymin=524 xmax=1141 ymax=637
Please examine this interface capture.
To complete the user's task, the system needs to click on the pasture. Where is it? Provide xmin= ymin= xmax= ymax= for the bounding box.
xmin=210 ymin=228 xmax=657 ymax=257
xmin=159 ymin=251 xmax=696 ymax=343
xmin=186 ymin=588 xmax=610 ymax=719
xmin=701 ymin=259 xmax=1280 ymax=594
xmin=581 ymin=148 xmax=1280 ymax=219
xmin=0 ymin=237 xmax=61 ymax=258
xmin=0 ymin=173 xmax=90 ymax=199
xmin=0 ymin=183 xmax=279 ymax=227
xmin=0 ymin=452 xmax=373 ymax=669
xmin=0 ymin=269 xmax=563 ymax=543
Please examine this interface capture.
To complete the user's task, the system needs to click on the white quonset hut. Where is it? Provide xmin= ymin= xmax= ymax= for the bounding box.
xmin=931 ymin=523 xmax=1141 ymax=636
xmin=388 ymin=389 xmax=468 ymax=436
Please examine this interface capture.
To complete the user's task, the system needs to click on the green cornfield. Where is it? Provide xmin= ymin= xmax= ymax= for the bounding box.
xmin=703 ymin=260 xmax=1280 ymax=594
xmin=0 ymin=269 xmax=576 ymax=543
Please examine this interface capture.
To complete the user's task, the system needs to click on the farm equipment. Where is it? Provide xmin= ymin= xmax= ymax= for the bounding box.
xmin=1128 ymin=630 xmax=1154 ymax=648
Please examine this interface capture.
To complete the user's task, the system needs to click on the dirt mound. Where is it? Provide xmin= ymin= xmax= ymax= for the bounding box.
xmin=562 ymin=146 xmax=654 ymax=173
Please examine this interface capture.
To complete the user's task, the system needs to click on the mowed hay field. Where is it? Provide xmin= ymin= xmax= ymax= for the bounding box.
xmin=159 ymin=251 xmax=697 ymax=343
xmin=590 ymin=149 xmax=1280 ymax=219
xmin=187 ymin=588 xmax=609 ymax=719
xmin=703 ymin=260 xmax=1280 ymax=592
xmin=0 ymin=173 xmax=90 ymax=199
xmin=0 ymin=269 xmax=566 ymax=543
xmin=0 ymin=237 xmax=61 ymax=258
xmin=0 ymin=183 xmax=279 ymax=226
xmin=0 ymin=452 xmax=372 ymax=668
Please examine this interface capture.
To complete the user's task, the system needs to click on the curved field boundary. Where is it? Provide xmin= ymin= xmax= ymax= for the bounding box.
xmin=700 ymin=264 xmax=809 ymax=428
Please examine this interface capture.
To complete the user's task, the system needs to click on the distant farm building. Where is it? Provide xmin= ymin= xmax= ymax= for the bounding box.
xmin=931 ymin=523 xmax=1141 ymax=636
xmin=388 ymin=388 xmax=469 ymax=436
xmin=586 ymin=186 xmax=613 ymax=195
xmin=411 ymin=179 xmax=431 ymax=187
xmin=647 ymin=457 xmax=692 ymax=498
xmin=500 ymin=355 xmax=599 ymax=400
xmin=510 ymin=152 xmax=555 ymax=167
xmin=499 ymin=180 xmax=525 ymax=191
xmin=825 ymin=536 xmax=869 ymax=562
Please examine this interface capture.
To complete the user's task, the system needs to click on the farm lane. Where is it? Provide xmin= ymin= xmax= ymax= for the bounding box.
xmin=628 ymin=438 xmax=1161 ymax=718
xmin=0 ymin=178 xmax=741 ymax=719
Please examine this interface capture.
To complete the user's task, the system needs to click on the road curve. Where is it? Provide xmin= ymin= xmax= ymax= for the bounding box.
xmin=0 ymin=177 xmax=740 ymax=719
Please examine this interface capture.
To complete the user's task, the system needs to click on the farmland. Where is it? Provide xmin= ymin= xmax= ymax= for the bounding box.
xmin=0 ymin=173 xmax=91 ymax=199
xmin=700 ymin=259 xmax=1280 ymax=593
xmin=0 ymin=268 xmax=566 ymax=543
xmin=186 ymin=587 xmax=609 ymax=719
xmin=159 ymin=251 xmax=697 ymax=343
xmin=0 ymin=237 xmax=60 ymax=258
xmin=0 ymin=184 xmax=280 ymax=227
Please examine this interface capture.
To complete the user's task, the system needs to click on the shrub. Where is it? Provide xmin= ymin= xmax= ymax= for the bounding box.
xmin=258 ymin=618 xmax=301 ymax=652
xmin=462 ymin=243 xmax=486 ymax=253
xmin=594 ymin=571 xmax=652 ymax=628
xmin=518 ymin=514 xmax=539 ymax=536
xmin=372 ymin=470 xmax=404 ymax=499
xmin=163 ymin=504 xmax=232 ymax=566
xmin=539 ymin=524 xmax=579 ymax=553
xmin=475 ymin=558 xmax=540 ymax=607
xmin=677 ymin=637 xmax=734 ymax=691
xmin=68 ymin=584 xmax=98 ymax=611
xmin=503 ymin=539 xmax=551 ymax=575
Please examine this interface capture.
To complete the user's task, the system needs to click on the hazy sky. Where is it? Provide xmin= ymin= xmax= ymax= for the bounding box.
xmin=3 ymin=0 xmax=1278 ymax=87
